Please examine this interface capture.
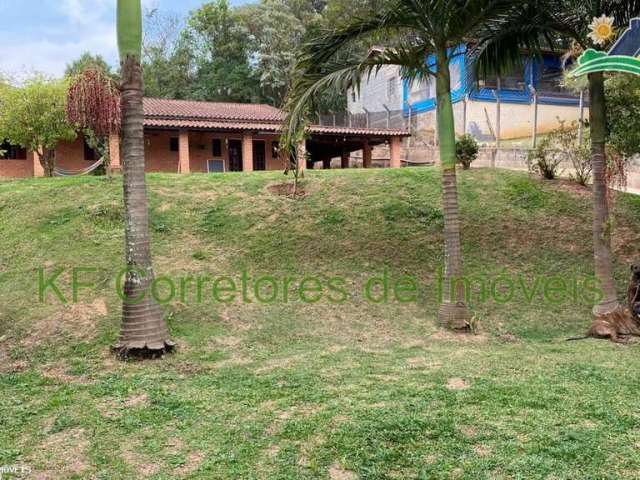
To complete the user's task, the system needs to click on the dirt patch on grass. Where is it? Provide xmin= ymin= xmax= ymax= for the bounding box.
xmin=123 ymin=393 xmax=150 ymax=408
xmin=430 ymin=330 xmax=488 ymax=344
xmin=473 ymin=444 xmax=492 ymax=457
xmin=121 ymin=447 xmax=161 ymax=478
xmin=34 ymin=428 xmax=90 ymax=478
xmin=612 ymin=226 xmax=640 ymax=263
xmin=39 ymin=363 xmax=92 ymax=385
xmin=329 ymin=463 xmax=356 ymax=480
xmin=267 ymin=182 xmax=308 ymax=198
xmin=22 ymin=298 xmax=108 ymax=348
xmin=552 ymin=179 xmax=592 ymax=198
xmin=175 ymin=451 xmax=206 ymax=477
xmin=446 ymin=378 xmax=471 ymax=390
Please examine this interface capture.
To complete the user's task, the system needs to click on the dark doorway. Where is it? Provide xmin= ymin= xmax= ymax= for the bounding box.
xmin=228 ymin=140 xmax=243 ymax=172
xmin=253 ymin=141 xmax=266 ymax=171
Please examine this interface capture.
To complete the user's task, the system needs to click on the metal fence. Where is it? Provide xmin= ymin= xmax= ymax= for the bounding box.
xmin=317 ymin=109 xmax=408 ymax=129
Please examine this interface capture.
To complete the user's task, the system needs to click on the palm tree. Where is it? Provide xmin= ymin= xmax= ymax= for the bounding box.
xmin=113 ymin=0 xmax=174 ymax=356
xmin=282 ymin=0 xmax=519 ymax=330
xmin=473 ymin=0 xmax=640 ymax=318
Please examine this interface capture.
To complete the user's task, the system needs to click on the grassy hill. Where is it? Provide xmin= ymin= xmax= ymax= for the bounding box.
xmin=1 ymin=168 xmax=640 ymax=479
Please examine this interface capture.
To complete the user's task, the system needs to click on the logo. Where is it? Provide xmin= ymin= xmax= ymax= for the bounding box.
xmin=571 ymin=18 xmax=640 ymax=77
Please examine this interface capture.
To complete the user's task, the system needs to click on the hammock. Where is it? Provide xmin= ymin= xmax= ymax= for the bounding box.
xmin=54 ymin=158 xmax=105 ymax=177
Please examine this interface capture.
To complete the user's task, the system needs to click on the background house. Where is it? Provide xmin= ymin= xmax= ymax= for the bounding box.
xmin=347 ymin=45 xmax=587 ymax=165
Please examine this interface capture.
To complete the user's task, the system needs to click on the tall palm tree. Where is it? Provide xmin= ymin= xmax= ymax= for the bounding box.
xmin=282 ymin=0 xmax=519 ymax=330
xmin=473 ymin=0 xmax=640 ymax=318
xmin=113 ymin=0 xmax=174 ymax=356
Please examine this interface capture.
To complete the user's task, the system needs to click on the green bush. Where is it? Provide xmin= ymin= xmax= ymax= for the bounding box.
xmin=455 ymin=134 xmax=479 ymax=170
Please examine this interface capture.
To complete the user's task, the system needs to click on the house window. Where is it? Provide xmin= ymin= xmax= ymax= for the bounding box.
xmin=271 ymin=141 xmax=279 ymax=159
xmin=409 ymin=76 xmax=434 ymax=103
xmin=480 ymin=66 xmax=525 ymax=91
xmin=0 ymin=140 xmax=27 ymax=160
xmin=84 ymin=139 xmax=98 ymax=161
xmin=212 ymin=138 xmax=222 ymax=157
xmin=169 ymin=137 xmax=179 ymax=152
xmin=387 ymin=77 xmax=397 ymax=99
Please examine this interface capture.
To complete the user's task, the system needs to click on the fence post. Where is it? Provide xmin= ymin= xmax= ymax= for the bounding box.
xmin=528 ymin=85 xmax=538 ymax=148
xmin=578 ymin=90 xmax=585 ymax=145
xmin=495 ymin=77 xmax=501 ymax=150
xmin=383 ymin=104 xmax=391 ymax=128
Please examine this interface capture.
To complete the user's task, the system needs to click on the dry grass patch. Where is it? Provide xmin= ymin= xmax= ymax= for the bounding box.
xmin=446 ymin=378 xmax=471 ymax=390
xmin=328 ymin=462 xmax=356 ymax=480
xmin=22 ymin=298 xmax=107 ymax=348
xmin=32 ymin=428 xmax=90 ymax=479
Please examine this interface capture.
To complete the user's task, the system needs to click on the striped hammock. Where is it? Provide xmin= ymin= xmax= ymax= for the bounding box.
xmin=54 ymin=158 xmax=105 ymax=177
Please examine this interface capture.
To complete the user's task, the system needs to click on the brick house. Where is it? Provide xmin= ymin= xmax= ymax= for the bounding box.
xmin=0 ymin=98 xmax=409 ymax=178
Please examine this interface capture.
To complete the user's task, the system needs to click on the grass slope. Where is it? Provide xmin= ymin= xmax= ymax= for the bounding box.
xmin=1 ymin=168 xmax=640 ymax=479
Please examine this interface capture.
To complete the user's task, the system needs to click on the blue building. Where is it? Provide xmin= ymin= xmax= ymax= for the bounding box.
xmin=348 ymin=44 xmax=585 ymax=145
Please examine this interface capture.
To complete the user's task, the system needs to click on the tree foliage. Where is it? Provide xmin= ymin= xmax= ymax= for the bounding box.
xmin=139 ymin=0 xmax=386 ymax=110
xmin=0 ymin=76 xmax=76 ymax=176
xmin=65 ymin=52 xmax=115 ymax=79
xmin=606 ymin=74 xmax=640 ymax=159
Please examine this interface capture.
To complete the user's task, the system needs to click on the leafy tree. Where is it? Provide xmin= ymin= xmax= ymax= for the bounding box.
xmin=606 ymin=74 xmax=640 ymax=159
xmin=65 ymin=52 xmax=115 ymax=79
xmin=474 ymin=0 xmax=640 ymax=319
xmin=187 ymin=0 xmax=261 ymax=102
xmin=239 ymin=0 xmax=306 ymax=106
xmin=283 ymin=0 xmax=525 ymax=330
xmin=0 ymin=76 xmax=76 ymax=177
xmin=142 ymin=9 xmax=195 ymax=99
xmin=114 ymin=0 xmax=174 ymax=356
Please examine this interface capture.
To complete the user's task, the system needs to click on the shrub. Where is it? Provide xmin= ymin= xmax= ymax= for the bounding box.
xmin=455 ymin=134 xmax=479 ymax=170
xmin=528 ymin=121 xmax=591 ymax=184
xmin=527 ymin=137 xmax=563 ymax=180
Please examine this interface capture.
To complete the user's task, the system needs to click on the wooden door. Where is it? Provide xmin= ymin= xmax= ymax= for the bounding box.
xmin=253 ymin=141 xmax=266 ymax=171
xmin=228 ymin=140 xmax=242 ymax=172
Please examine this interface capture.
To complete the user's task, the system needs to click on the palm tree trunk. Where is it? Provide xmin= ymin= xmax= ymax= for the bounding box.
xmin=435 ymin=50 xmax=470 ymax=330
xmin=113 ymin=55 xmax=174 ymax=355
xmin=588 ymin=72 xmax=620 ymax=317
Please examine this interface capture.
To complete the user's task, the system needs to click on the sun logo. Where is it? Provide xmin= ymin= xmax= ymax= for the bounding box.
xmin=588 ymin=15 xmax=616 ymax=45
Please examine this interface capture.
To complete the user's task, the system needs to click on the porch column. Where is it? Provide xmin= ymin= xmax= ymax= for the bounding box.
xmin=109 ymin=133 xmax=121 ymax=171
xmin=32 ymin=151 xmax=44 ymax=177
xmin=390 ymin=137 xmax=402 ymax=168
xmin=242 ymin=132 xmax=254 ymax=172
xmin=363 ymin=141 xmax=372 ymax=168
xmin=179 ymin=130 xmax=190 ymax=174
xmin=341 ymin=151 xmax=350 ymax=169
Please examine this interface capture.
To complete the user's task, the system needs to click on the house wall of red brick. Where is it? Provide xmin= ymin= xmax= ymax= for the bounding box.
xmin=0 ymin=151 xmax=34 ymax=178
xmin=55 ymin=137 xmax=93 ymax=171
xmin=0 ymin=130 xmax=286 ymax=178
xmin=144 ymin=130 xmax=283 ymax=173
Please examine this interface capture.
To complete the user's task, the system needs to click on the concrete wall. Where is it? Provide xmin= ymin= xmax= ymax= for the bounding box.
xmin=348 ymin=65 xmax=404 ymax=114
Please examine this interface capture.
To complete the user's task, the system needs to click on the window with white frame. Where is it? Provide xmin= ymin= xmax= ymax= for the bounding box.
xmin=387 ymin=77 xmax=398 ymax=100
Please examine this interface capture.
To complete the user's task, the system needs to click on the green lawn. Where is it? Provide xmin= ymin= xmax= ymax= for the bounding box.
xmin=1 ymin=168 xmax=640 ymax=479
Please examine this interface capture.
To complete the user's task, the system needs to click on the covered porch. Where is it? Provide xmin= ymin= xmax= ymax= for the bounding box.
xmin=125 ymin=124 xmax=408 ymax=174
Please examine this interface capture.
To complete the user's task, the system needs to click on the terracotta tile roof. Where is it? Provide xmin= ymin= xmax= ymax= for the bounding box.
xmin=143 ymin=98 xmax=410 ymax=137
xmin=144 ymin=98 xmax=284 ymax=123
xmin=308 ymin=125 xmax=410 ymax=137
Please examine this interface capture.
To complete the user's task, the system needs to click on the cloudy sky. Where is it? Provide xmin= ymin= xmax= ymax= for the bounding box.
xmin=0 ymin=0 xmax=245 ymax=79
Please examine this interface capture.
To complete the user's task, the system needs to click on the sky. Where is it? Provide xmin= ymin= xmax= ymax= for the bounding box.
xmin=0 ymin=0 xmax=246 ymax=79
